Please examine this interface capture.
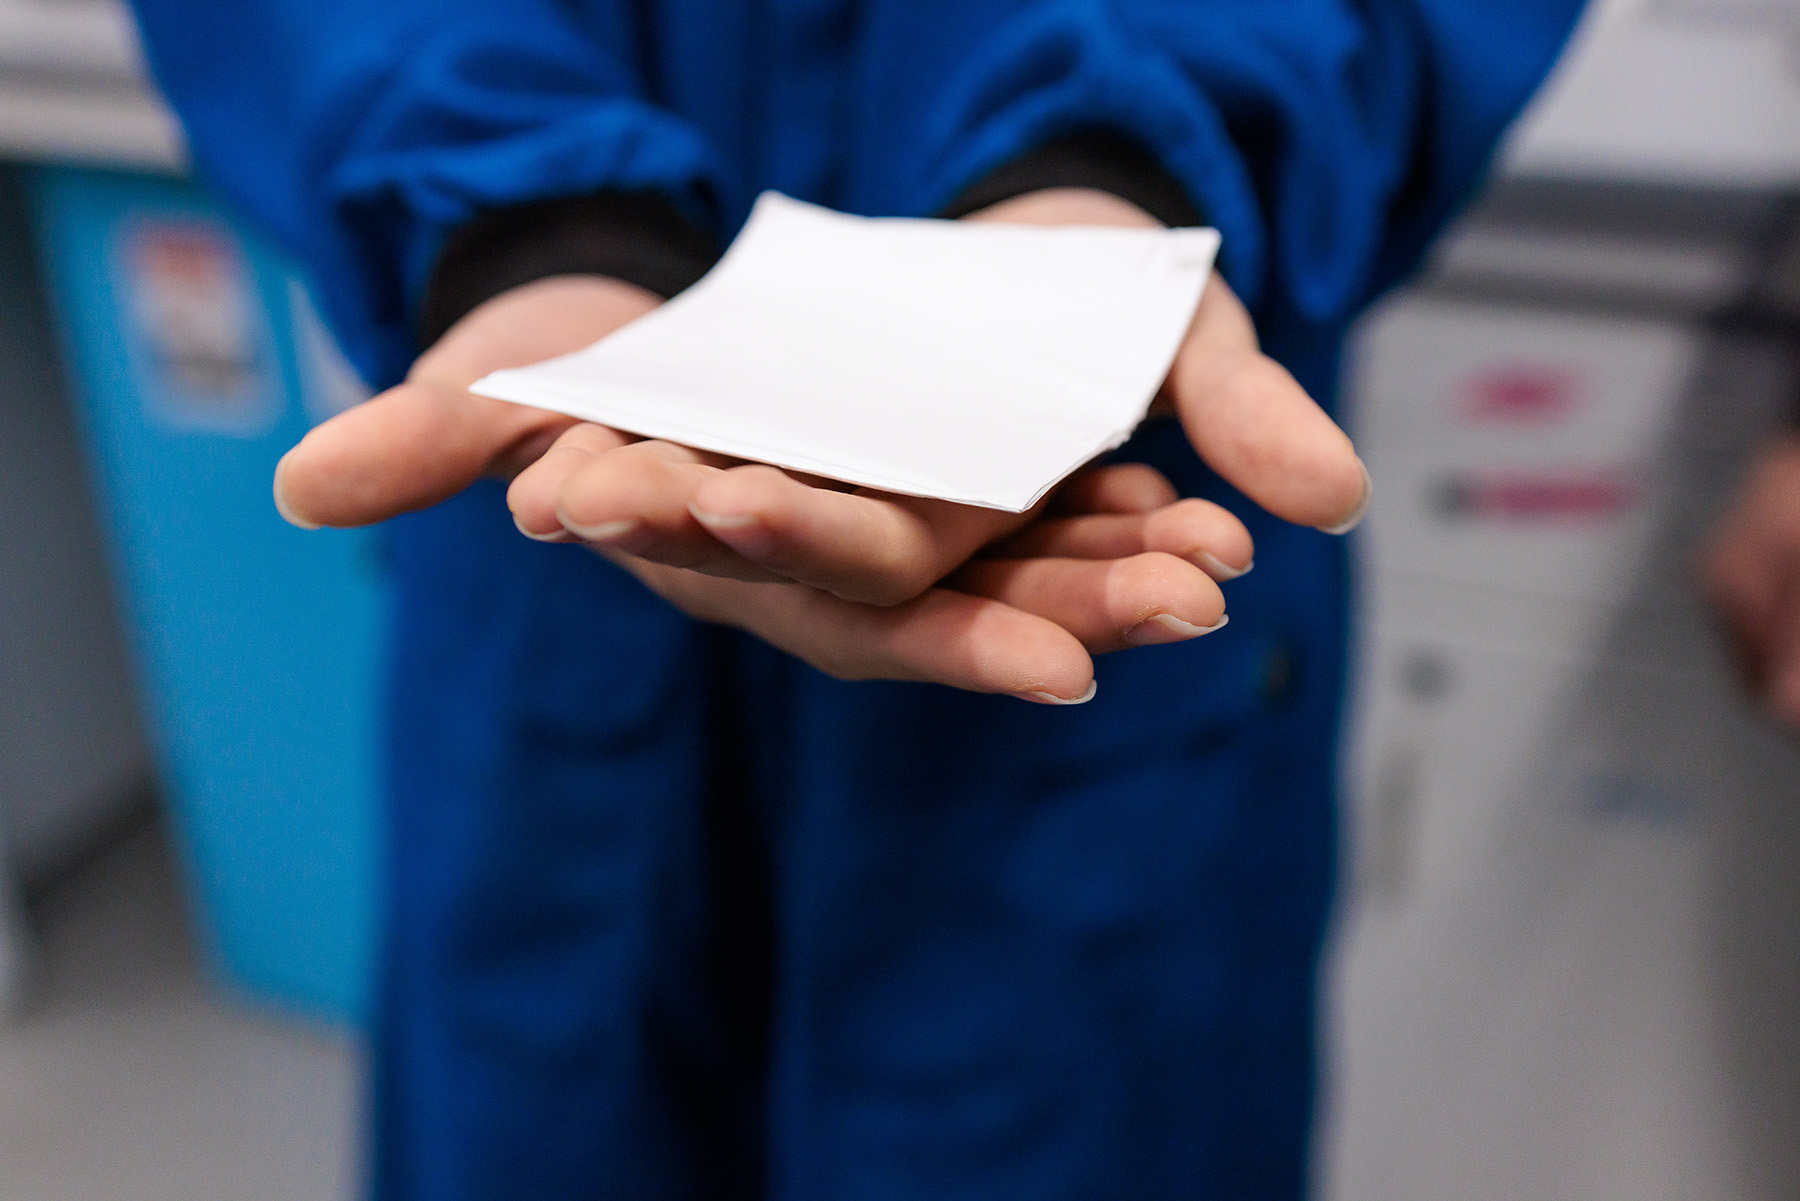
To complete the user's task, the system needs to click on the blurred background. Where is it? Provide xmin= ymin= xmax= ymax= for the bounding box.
xmin=1 ymin=0 xmax=1798 ymax=1197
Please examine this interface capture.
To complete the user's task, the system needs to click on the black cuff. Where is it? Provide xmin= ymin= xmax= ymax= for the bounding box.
xmin=939 ymin=131 xmax=1206 ymax=229
xmin=416 ymin=190 xmax=721 ymax=351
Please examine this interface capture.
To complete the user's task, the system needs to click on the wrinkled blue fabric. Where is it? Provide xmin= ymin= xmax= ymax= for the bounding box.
xmin=127 ymin=1 xmax=1585 ymax=1197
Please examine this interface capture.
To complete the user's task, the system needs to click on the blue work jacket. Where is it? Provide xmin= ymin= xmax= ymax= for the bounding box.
xmin=127 ymin=2 xmax=1585 ymax=1198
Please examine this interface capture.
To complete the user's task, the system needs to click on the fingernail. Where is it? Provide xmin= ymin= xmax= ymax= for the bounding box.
xmin=1319 ymin=461 xmax=1373 ymax=536
xmin=1015 ymin=681 xmax=1098 ymax=706
xmin=688 ymin=503 xmax=759 ymax=531
xmin=1195 ymin=551 xmax=1252 ymax=581
xmin=1125 ymin=612 xmax=1229 ymax=646
xmin=557 ymin=512 xmax=638 ymax=542
xmin=513 ymin=514 xmax=573 ymax=543
xmin=272 ymin=471 xmax=322 ymax=531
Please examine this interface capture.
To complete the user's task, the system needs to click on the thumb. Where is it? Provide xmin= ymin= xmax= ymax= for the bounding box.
xmin=273 ymin=382 xmax=580 ymax=528
xmin=275 ymin=273 xmax=662 ymax=528
xmin=1168 ymin=278 xmax=1370 ymax=533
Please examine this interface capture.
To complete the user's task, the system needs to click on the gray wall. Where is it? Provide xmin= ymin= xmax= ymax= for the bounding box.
xmin=0 ymin=163 xmax=149 ymax=887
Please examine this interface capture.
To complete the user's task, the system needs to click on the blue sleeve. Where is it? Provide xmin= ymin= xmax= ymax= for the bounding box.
xmin=859 ymin=0 xmax=1584 ymax=327
xmin=128 ymin=0 xmax=729 ymax=387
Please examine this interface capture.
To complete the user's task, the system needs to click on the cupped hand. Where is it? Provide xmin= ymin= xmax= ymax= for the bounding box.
xmin=507 ymin=187 xmax=1366 ymax=609
xmin=601 ymin=457 xmax=1231 ymax=702
xmin=1703 ymin=432 xmax=1800 ymax=730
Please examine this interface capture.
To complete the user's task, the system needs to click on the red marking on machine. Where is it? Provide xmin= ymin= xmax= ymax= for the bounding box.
xmin=1434 ymin=467 xmax=1642 ymax=521
xmin=1460 ymin=365 xmax=1582 ymax=423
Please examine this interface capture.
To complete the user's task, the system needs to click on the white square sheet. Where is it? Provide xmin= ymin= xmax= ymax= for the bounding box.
xmin=472 ymin=192 xmax=1220 ymax=512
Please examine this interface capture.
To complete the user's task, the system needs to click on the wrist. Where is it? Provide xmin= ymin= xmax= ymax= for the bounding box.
xmin=940 ymin=131 xmax=1205 ymax=230
xmin=961 ymin=186 xmax=1162 ymax=229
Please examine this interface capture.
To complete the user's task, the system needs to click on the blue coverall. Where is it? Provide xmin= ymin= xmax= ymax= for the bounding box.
xmin=128 ymin=2 xmax=1584 ymax=1196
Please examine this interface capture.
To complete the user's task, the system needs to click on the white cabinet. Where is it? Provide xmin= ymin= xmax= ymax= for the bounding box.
xmin=1323 ymin=269 xmax=1800 ymax=1199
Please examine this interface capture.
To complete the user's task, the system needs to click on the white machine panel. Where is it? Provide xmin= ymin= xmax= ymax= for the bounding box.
xmin=1323 ymin=295 xmax=1800 ymax=1201
xmin=1352 ymin=302 xmax=1708 ymax=610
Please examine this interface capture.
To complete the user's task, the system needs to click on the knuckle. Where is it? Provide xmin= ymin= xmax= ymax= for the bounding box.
xmin=699 ymin=465 xmax=795 ymax=527
xmin=555 ymin=423 xmax=620 ymax=456
xmin=717 ymin=463 xmax=789 ymax=503
xmin=851 ymin=513 xmax=936 ymax=602
xmin=553 ymin=462 xmax=599 ymax=508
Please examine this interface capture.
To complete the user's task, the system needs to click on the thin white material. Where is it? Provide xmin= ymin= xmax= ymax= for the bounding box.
xmin=472 ymin=192 xmax=1220 ymax=512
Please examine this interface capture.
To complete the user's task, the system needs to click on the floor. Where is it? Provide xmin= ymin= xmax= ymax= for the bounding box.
xmin=0 ymin=818 xmax=360 ymax=1201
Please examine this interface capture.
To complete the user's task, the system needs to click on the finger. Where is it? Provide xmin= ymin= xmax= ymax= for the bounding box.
xmin=1169 ymin=278 xmax=1370 ymax=533
xmin=275 ymin=380 xmax=579 ymax=529
xmin=986 ymin=498 xmax=1254 ymax=580
xmin=1050 ymin=462 xmax=1179 ymax=516
xmin=686 ymin=465 xmax=1029 ymax=605
xmin=952 ymin=552 xmax=1227 ymax=654
xmin=550 ymin=440 xmax=782 ymax=581
xmin=611 ymin=554 xmax=1097 ymax=703
xmin=507 ymin=422 xmax=631 ymax=542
